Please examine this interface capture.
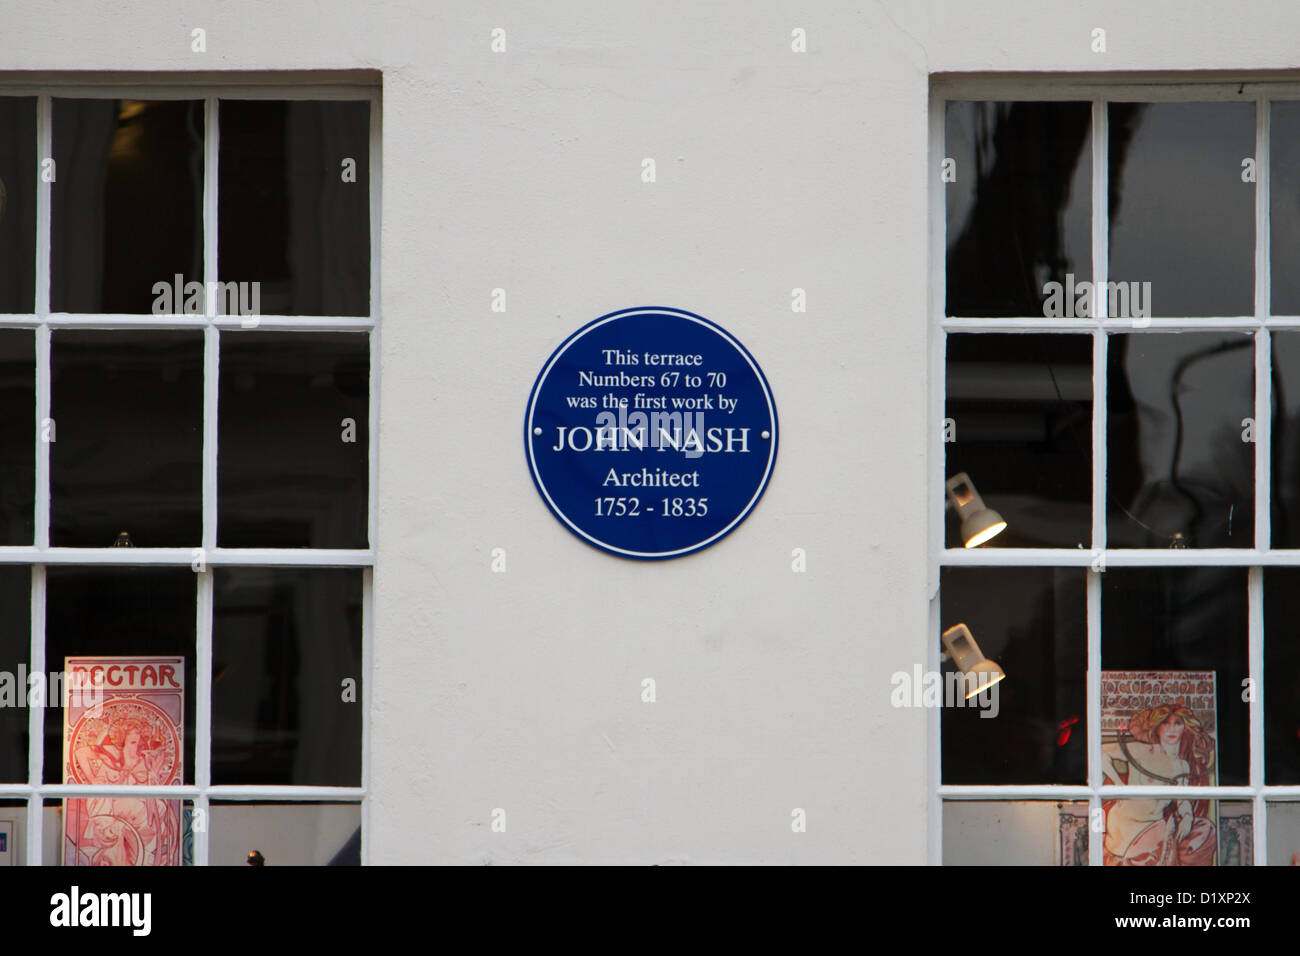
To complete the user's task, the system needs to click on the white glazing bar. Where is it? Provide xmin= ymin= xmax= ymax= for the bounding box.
xmin=927 ymin=92 xmax=946 ymax=866
xmin=0 ymin=547 xmax=374 ymax=567
xmin=941 ymin=547 xmax=1300 ymax=567
xmin=25 ymin=565 xmax=45 ymax=865
xmin=1091 ymin=97 xmax=1109 ymax=565
xmin=1257 ymin=97 xmax=1271 ymax=552
xmin=1087 ymin=568 xmax=1103 ymax=865
xmin=361 ymin=567 xmax=374 ymax=865
xmin=46 ymin=315 xmax=208 ymax=329
xmin=937 ymin=786 xmax=1095 ymax=800
xmin=1249 ymin=565 xmax=1266 ymax=865
xmin=212 ymin=316 xmax=374 ymax=330
xmin=1092 ymin=98 xmax=1108 ymax=321
xmin=194 ymin=569 xmax=213 ymax=865
xmin=940 ymin=785 xmax=1256 ymax=799
xmin=35 ymin=94 xmax=52 ymax=553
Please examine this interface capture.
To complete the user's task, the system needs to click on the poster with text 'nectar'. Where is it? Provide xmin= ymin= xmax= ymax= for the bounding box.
xmin=62 ymin=656 xmax=184 ymax=866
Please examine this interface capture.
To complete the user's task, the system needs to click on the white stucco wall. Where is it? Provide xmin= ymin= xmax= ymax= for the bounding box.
xmin=7 ymin=0 xmax=1300 ymax=864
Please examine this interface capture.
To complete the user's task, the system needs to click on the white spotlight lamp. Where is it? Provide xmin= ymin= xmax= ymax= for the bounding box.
xmin=941 ymin=623 xmax=1006 ymax=700
xmin=945 ymin=472 xmax=1007 ymax=548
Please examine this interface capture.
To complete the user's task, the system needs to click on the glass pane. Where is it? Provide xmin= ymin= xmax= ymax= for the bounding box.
xmin=0 ymin=800 xmax=23 ymax=865
xmin=1104 ymin=799 xmax=1250 ymax=866
xmin=44 ymin=790 xmax=192 ymax=868
xmin=0 ymin=568 xmax=31 ymax=783
xmin=0 ymin=97 xmax=36 ymax=313
xmin=945 ymin=333 xmax=1091 ymax=548
xmin=1267 ymin=802 xmax=1300 ymax=865
xmin=212 ymin=568 xmax=362 ymax=786
xmin=1109 ymin=102 xmax=1254 ymax=317
xmin=1106 ymin=332 xmax=1254 ymax=548
xmin=939 ymin=568 xmax=1086 ymax=785
xmin=43 ymin=567 xmax=196 ymax=785
xmin=1101 ymin=567 xmax=1247 ymax=786
xmin=50 ymin=331 xmax=203 ymax=547
xmin=943 ymin=801 xmax=1090 ymax=865
xmin=218 ymin=332 xmax=368 ymax=548
xmin=945 ymin=101 xmax=1092 ymax=317
xmin=210 ymin=802 xmax=360 ymax=865
xmin=51 ymin=100 xmax=203 ymax=314
xmin=1262 ymin=568 xmax=1300 ymax=784
xmin=0 ymin=330 xmax=34 ymax=545
xmin=1270 ymin=102 xmax=1300 ymax=315
xmin=219 ymin=100 xmax=370 ymax=317
xmin=1268 ymin=332 xmax=1300 ymax=546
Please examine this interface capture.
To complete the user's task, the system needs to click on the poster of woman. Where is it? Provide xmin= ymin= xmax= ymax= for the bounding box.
xmin=1099 ymin=671 xmax=1218 ymax=866
xmin=62 ymin=656 xmax=184 ymax=867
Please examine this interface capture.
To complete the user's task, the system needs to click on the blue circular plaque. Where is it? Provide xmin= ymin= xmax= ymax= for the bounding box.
xmin=525 ymin=307 xmax=778 ymax=559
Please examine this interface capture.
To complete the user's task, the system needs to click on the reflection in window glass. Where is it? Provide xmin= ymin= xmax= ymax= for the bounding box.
xmin=1267 ymin=802 xmax=1300 ymax=865
xmin=219 ymin=100 xmax=370 ymax=317
xmin=210 ymin=801 xmax=360 ymax=866
xmin=945 ymin=333 xmax=1091 ymax=548
xmin=212 ymin=568 xmax=362 ymax=787
xmin=42 ymin=567 xmax=196 ymax=785
xmin=50 ymin=331 xmax=203 ymax=547
xmin=218 ymin=332 xmax=368 ymax=548
xmin=1107 ymin=332 xmax=1254 ymax=549
xmin=0 ymin=97 xmax=37 ymax=313
xmin=51 ymin=100 xmax=203 ymax=314
xmin=1101 ymin=568 xmax=1247 ymax=786
xmin=1270 ymin=103 xmax=1300 ymax=315
xmin=1268 ymin=333 xmax=1300 ymax=547
xmin=0 ymin=330 xmax=34 ymax=544
xmin=0 ymin=568 xmax=30 ymax=783
xmin=945 ymin=101 xmax=1091 ymax=317
xmin=1104 ymin=798 xmax=1251 ymax=866
xmin=1262 ymin=570 xmax=1300 ymax=784
xmin=940 ymin=568 xmax=1086 ymax=785
xmin=1109 ymin=103 xmax=1254 ymax=317
xmin=944 ymin=801 xmax=1090 ymax=865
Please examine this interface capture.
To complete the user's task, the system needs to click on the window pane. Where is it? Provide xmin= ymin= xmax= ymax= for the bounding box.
xmin=0 ymin=330 xmax=34 ymax=545
xmin=218 ymin=332 xmax=368 ymax=548
xmin=51 ymin=100 xmax=203 ymax=314
xmin=945 ymin=101 xmax=1092 ymax=317
xmin=944 ymin=801 xmax=1090 ymax=865
xmin=1270 ymin=102 xmax=1300 ymax=315
xmin=43 ymin=567 xmax=196 ymax=785
xmin=50 ymin=331 xmax=203 ymax=547
xmin=1267 ymin=802 xmax=1300 ymax=865
xmin=1262 ymin=569 xmax=1300 ymax=784
xmin=940 ymin=568 xmax=1086 ymax=785
xmin=219 ymin=100 xmax=370 ymax=317
xmin=0 ymin=800 xmax=23 ymax=864
xmin=1108 ymin=102 xmax=1254 ymax=317
xmin=1106 ymin=332 xmax=1254 ymax=548
xmin=1268 ymin=332 xmax=1300 ymax=547
xmin=1104 ymin=799 xmax=1250 ymax=866
xmin=1101 ymin=567 xmax=1247 ymax=786
xmin=945 ymin=333 xmax=1091 ymax=548
xmin=0 ymin=567 xmax=31 ymax=783
xmin=210 ymin=801 xmax=360 ymax=865
xmin=0 ymin=97 xmax=36 ymax=313
xmin=212 ymin=568 xmax=362 ymax=786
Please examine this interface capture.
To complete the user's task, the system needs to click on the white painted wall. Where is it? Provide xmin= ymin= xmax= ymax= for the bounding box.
xmin=7 ymin=0 xmax=1300 ymax=865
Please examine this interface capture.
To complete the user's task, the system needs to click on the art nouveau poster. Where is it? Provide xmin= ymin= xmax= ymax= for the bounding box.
xmin=62 ymin=656 xmax=184 ymax=866
xmin=1100 ymin=670 xmax=1218 ymax=866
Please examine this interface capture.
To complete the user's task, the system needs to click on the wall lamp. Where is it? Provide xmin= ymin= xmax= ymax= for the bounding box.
xmin=941 ymin=623 xmax=1006 ymax=699
xmin=945 ymin=472 xmax=1007 ymax=548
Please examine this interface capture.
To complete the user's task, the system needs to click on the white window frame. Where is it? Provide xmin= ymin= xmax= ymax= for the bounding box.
xmin=929 ymin=76 xmax=1300 ymax=866
xmin=0 ymin=74 xmax=381 ymax=865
